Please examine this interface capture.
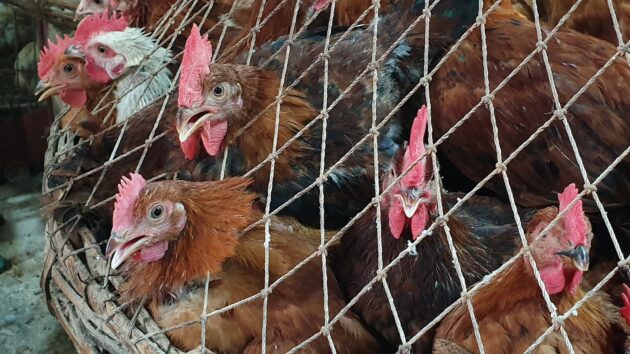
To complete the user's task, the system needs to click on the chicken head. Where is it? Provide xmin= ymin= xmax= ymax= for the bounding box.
xmin=526 ymin=183 xmax=591 ymax=295
xmin=66 ymin=12 xmax=129 ymax=84
xmin=386 ymin=105 xmax=433 ymax=240
xmin=106 ymin=173 xmax=187 ymax=269
xmin=36 ymin=35 xmax=94 ymax=107
xmin=75 ymin=0 xmax=137 ymax=20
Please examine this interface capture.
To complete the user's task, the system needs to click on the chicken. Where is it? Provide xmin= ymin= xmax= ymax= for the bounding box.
xmin=74 ymin=0 xmax=242 ymax=45
xmin=174 ymin=0 xmax=479 ymax=229
xmin=433 ymin=184 xmax=628 ymax=354
xmin=105 ymin=173 xmax=380 ymax=352
xmin=332 ymin=106 xmax=520 ymax=352
xmin=44 ymin=94 xmax=187 ymax=214
xmin=36 ymin=35 xmax=111 ymax=136
xmin=65 ymin=12 xmax=173 ymax=124
xmin=430 ymin=2 xmax=630 ymax=242
xmin=219 ymin=0 xmax=332 ymax=62
xmin=334 ymin=0 xmax=391 ymax=26
xmin=537 ymin=0 xmax=630 ymax=45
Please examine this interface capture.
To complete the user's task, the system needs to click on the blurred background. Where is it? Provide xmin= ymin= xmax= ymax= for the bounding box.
xmin=0 ymin=1 xmax=76 ymax=352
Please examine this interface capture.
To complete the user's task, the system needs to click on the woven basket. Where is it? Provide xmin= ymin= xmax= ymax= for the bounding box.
xmin=41 ymin=111 xmax=186 ymax=354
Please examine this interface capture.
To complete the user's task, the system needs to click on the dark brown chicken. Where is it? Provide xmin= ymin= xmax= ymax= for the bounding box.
xmin=430 ymin=2 xmax=630 ymax=243
xmin=537 ymin=0 xmax=630 ymax=45
xmin=434 ymin=184 xmax=628 ymax=353
xmin=220 ymin=0 xmax=331 ymax=62
xmin=333 ymin=107 xmax=520 ymax=352
xmin=175 ymin=0 xmax=480 ymax=229
xmin=105 ymin=174 xmax=380 ymax=352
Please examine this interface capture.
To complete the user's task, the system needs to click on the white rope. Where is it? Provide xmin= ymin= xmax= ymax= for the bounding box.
xmin=318 ymin=0 xmax=338 ymax=352
xmin=46 ymin=0 xmax=630 ymax=352
xmin=259 ymin=0 xmax=303 ymax=352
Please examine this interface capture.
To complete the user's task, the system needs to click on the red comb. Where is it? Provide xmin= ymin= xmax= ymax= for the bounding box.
xmin=38 ymin=35 xmax=74 ymax=79
xmin=112 ymin=173 xmax=146 ymax=233
xmin=74 ymin=11 xmax=128 ymax=46
xmin=402 ymin=105 xmax=428 ymax=186
xmin=558 ymin=183 xmax=587 ymax=246
xmin=179 ymin=24 xmax=212 ymax=108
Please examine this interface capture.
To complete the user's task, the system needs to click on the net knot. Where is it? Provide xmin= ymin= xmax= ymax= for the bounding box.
xmin=373 ymin=195 xmax=383 ymax=205
xmin=555 ymin=108 xmax=568 ymax=120
xmin=367 ymin=62 xmax=380 ymax=72
xmin=459 ymin=290 xmax=471 ymax=302
xmin=369 ymin=127 xmax=380 ymax=136
xmin=422 ymin=8 xmax=431 ymax=17
xmin=426 ymin=145 xmax=438 ymax=155
xmin=436 ymin=215 xmax=449 ymax=227
xmin=260 ymin=288 xmax=272 ymax=297
xmin=275 ymin=95 xmax=284 ymax=105
xmin=320 ymin=325 xmax=332 ymax=337
xmin=495 ymin=162 xmax=507 ymax=172
xmin=375 ymin=269 xmax=387 ymax=281
xmin=319 ymin=109 xmax=329 ymax=119
xmin=318 ymin=245 xmax=328 ymax=256
xmin=476 ymin=15 xmax=486 ymax=25
xmin=420 ymin=76 xmax=432 ymax=86
xmin=551 ymin=316 xmax=564 ymax=331
xmin=319 ymin=52 xmax=331 ymax=61
xmin=482 ymin=94 xmax=494 ymax=106
xmin=583 ymin=184 xmax=597 ymax=195
xmin=536 ymin=41 xmax=548 ymax=51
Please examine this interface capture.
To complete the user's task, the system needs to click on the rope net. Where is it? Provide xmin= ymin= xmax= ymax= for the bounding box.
xmin=40 ymin=0 xmax=630 ymax=353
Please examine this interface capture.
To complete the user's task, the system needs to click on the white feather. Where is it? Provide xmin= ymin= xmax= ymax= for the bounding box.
xmin=89 ymin=28 xmax=173 ymax=123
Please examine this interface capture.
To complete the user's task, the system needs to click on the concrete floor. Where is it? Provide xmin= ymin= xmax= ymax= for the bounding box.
xmin=0 ymin=174 xmax=75 ymax=354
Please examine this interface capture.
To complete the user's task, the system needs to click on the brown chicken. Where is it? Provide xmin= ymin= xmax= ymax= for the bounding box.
xmin=430 ymin=1 xmax=630 ymax=244
xmin=537 ymin=0 xmax=630 ymax=45
xmin=219 ymin=0 xmax=333 ymax=62
xmin=221 ymin=0 xmax=405 ymax=62
xmin=333 ymin=107 xmax=521 ymax=352
xmin=433 ymin=184 xmax=628 ymax=354
xmin=105 ymin=174 xmax=380 ymax=352
xmin=74 ymin=0 xmax=242 ymax=46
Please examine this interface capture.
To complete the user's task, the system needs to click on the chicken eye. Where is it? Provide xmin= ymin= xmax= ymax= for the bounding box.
xmin=97 ymin=45 xmax=107 ymax=54
xmin=212 ymin=83 xmax=227 ymax=99
xmin=410 ymin=187 xmax=421 ymax=198
xmin=63 ymin=63 xmax=75 ymax=74
xmin=150 ymin=205 xmax=165 ymax=220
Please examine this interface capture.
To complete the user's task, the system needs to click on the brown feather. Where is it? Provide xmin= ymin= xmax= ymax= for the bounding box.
xmin=117 ymin=178 xmax=381 ymax=352
xmin=434 ymin=208 xmax=628 ymax=354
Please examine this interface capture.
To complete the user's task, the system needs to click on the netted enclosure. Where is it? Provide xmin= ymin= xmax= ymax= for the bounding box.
xmin=38 ymin=0 xmax=630 ymax=353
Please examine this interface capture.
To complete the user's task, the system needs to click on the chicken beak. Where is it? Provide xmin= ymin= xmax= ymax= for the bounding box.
xmin=557 ymin=245 xmax=589 ymax=272
xmin=176 ymin=107 xmax=217 ymax=142
xmin=106 ymin=231 xmax=151 ymax=270
xmin=65 ymin=45 xmax=86 ymax=60
xmin=36 ymin=80 xmax=65 ymax=101
xmin=397 ymin=194 xmax=422 ymax=218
